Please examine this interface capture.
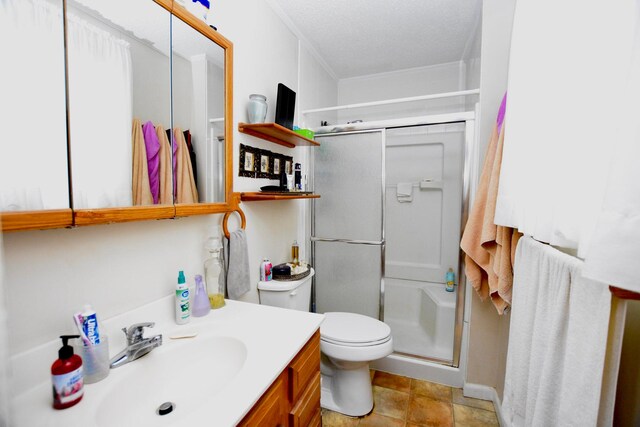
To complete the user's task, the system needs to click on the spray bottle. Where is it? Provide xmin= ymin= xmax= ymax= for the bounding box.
xmin=175 ymin=270 xmax=191 ymax=324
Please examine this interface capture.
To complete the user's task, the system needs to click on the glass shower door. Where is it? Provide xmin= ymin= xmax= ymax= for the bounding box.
xmin=383 ymin=123 xmax=465 ymax=362
xmin=312 ymin=131 xmax=384 ymax=319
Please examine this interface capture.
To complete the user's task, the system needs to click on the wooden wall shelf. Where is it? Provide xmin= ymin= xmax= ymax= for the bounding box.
xmin=238 ymin=123 xmax=319 ymax=148
xmin=239 ymin=192 xmax=320 ymax=202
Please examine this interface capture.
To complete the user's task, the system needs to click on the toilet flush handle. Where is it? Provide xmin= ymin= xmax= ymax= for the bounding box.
xmin=290 ymin=290 xmax=297 ymax=296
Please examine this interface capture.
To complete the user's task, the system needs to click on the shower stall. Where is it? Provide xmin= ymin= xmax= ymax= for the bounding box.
xmin=311 ymin=114 xmax=474 ymax=380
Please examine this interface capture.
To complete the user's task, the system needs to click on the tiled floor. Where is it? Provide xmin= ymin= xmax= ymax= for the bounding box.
xmin=322 ymin=370 xmax=499 ymax=427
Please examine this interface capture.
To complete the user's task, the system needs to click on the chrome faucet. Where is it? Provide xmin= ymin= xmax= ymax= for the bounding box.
xmin=109 ymin=322 xmax=163 ymax=369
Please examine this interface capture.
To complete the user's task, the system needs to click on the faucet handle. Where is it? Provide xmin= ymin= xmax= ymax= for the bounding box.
xmin=125 ymin=322 xmax=155 ymax=344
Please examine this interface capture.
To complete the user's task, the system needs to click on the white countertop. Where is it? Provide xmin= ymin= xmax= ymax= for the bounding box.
xmin=11 ymin=297 xmax=324 ymax=427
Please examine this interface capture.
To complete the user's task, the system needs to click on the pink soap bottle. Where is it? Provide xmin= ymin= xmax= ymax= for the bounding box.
xmin=192 ymin=274 xmax=211 ymax=317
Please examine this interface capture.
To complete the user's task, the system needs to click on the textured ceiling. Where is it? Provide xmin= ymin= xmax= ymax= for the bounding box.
xmin=269 ymin=0 xmax=481 ymax=79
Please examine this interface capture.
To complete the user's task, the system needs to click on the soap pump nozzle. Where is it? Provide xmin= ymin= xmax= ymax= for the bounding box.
xmin=58 ymin=335 xmax=80 ymax=359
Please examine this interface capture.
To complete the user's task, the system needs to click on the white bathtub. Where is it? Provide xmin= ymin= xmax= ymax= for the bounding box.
xmin=372 ymin=278 xmax=466 ymax=387
xmin=382 ymin=278 xmax=456 ymax=361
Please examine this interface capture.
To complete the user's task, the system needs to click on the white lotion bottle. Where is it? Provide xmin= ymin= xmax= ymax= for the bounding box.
xmin=175 ymin=270 xmax=191 ymax=324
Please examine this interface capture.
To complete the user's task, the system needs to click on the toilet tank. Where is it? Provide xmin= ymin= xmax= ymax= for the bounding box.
xmin=257 ymin=268 xmax=315 ymax=312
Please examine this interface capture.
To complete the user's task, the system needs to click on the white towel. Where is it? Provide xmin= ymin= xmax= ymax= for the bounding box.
xmin=222 ymin=229 xmax=251 ymax=300
xmin=396 ymin=182 xmax=413 ymax=203
xmin=502 ymin=236 xmax=612 ymax=427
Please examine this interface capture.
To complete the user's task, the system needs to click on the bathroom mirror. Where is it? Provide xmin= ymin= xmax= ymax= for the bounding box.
xmin=2 ymin=0 xmax=236 ymax=231
xmin=171 ymin=13 xmax=226 ymax=205
xmin=169 ymin=2 xmax=234 ymax=217
xmin=0 ymin=0 xmax=72 ymax=230
xmin=66 ymin=0 xmax=175 ymax=224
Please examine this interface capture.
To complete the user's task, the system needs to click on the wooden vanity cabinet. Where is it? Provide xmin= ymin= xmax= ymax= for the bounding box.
xmin=239 ymin=372 xmax=289 ymax=426
xmin=239 ymin=330 xmax=321 ymax=427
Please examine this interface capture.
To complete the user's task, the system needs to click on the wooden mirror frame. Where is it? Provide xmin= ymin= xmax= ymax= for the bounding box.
xmin=1 ymin=209 xmax=73 ymax=232
xmin=1 ymin=0 xmax=237 ymax=231
xmin=162 ymin=0 xmax=237 ymax=218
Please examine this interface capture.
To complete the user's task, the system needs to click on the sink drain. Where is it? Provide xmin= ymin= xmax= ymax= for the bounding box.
xmin=157 ymin=402 xmax=175 ymax=416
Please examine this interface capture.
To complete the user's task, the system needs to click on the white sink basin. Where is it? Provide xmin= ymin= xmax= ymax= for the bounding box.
xmin=95 ymin=335 xmax=247 ymax=427
xmin=11 ymin=299 xmax=324 ymax=427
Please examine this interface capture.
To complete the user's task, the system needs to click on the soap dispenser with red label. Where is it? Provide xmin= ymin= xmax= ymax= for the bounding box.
xmin=51 ymin=335 xmax=84 ymax=409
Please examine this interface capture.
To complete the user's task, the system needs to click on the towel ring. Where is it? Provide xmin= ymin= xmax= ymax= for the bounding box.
xmin=222 ymin=208 xmax=246 ymax=239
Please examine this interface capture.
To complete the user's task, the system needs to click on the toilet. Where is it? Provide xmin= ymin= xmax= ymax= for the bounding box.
xmin=258 ymin=269 xmax=393 ymax=416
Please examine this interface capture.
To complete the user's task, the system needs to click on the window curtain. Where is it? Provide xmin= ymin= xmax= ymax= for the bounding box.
xmin=495 ymin=0 xmax=639 ymax=292
xmin=67 ymin=11 xmax=133 ymax=209
xmin=0 ymin=0 xmax=69 ymax=211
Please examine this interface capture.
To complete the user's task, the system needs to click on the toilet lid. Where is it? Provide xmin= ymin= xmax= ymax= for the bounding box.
xmin=321 ymin=312 xmax=391 ymax=346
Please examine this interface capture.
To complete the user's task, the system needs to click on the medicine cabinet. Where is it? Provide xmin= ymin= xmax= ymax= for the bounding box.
xmin=0 ymin=0 xmax=72 ymax=231
xmin=0 ymin=0 xmax=236 ymax=231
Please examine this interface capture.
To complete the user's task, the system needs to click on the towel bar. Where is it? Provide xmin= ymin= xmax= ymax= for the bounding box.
xmin=222 ymin=208 xmax=246 ymax=239
xmin=609 ymin=286 xmax=640 ymax=300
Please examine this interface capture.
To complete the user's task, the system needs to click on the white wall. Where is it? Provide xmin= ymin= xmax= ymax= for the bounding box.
xmin=298 ymin=43 xmax=339 ymax=129
xmin=216 ymin=0 xmax=299 ymax=193
xmin=475 ymin=1 xmax=515 ymax=165
xmin=0 ymin=232 xmax=9 ymax=427
xmin=332 ymin=62 xmax=466 ymax=124
xmin=462 ymin=6 xmax=482 ymax=110
xmin=2 ymin=0 xmax=337 ymax=363
xmin=464 ymin=0 xmax=516 ymax=400
xmin=4 ymin=217 xmax=218 ymax=354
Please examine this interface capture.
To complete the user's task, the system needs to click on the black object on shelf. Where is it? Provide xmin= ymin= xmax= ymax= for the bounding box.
xmin=272 ymin=264 xmax=291 ymax=276
xmin=275 ymin=83 xmax=296 ymax=130
xmin=294 ymin=163 xmax=301 ymax=189
xmin=260 ymin=185 xmax=286 ymax=192
xmin=279 ymin=169 xmax=288 ymax=188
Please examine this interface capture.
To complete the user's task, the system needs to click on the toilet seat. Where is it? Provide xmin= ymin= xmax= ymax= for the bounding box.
xmin=321 ymin=312 xmax=391 ymax=347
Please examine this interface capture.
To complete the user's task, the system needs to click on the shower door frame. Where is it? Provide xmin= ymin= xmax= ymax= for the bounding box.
xmin=311 ymin=111 xmax=476 ymax=369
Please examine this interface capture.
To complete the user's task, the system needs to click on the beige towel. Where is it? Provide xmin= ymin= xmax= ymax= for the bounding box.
xmin=155 ymin=125 xmax=173 ymax=204
xmin=460 ymin=123 xmax=521 ymax=314
xmin=174 ymin=128 xmax=198 ymax=204
xmin=132 ymin=118 xmax=153 ymax=205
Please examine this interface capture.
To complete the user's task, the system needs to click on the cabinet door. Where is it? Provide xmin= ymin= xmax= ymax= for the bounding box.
xmin=238 ymin=373 xmax=288 ymax=427
xmin=0 ymin=0 xmax=72 ymax=230
xmin=66 ymin=0 xmax=175 ymax=224
xmin=289 ymin=372 xmax=321 ymax=427
xmin=288 ymin=331 xmax=320 ymax=402
xmin=171 ymin=14 xmax=227 ymax=206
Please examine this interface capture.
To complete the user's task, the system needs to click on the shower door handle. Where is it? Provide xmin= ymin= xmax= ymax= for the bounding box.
xmin=311 ymin=237 xmax=384 ymax=246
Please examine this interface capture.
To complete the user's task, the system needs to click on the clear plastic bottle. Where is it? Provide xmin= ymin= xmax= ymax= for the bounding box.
xmin=291 ymin=240 xmax=299 ymax=266
xmin=204 ymin=237 xmax=225 ymax=309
